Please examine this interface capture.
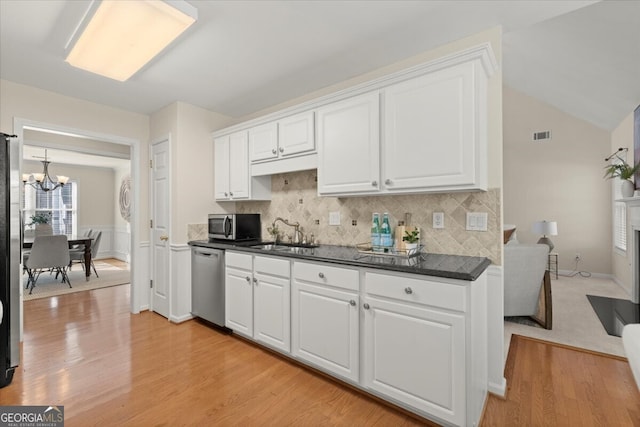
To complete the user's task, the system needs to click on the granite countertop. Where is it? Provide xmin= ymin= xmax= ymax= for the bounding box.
xmin=189 ymin=240 xmax=491 ymax=281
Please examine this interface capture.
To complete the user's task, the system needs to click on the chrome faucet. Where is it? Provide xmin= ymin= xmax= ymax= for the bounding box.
xmin=272 ymin=217 xmax=303 ymax=244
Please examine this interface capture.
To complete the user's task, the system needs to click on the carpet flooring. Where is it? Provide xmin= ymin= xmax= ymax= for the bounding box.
xmin=504 ymin=274 xmax=629 ymax=357
xmin=23 ymin=260 xmax=130 ymax=301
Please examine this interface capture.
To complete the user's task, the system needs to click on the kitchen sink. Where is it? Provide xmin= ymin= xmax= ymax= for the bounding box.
xmin=250 ymin=243 xmax=318 ymax=252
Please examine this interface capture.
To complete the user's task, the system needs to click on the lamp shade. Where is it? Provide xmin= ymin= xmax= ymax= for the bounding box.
xmin=532 ymin=220 xmax=558 ymax=236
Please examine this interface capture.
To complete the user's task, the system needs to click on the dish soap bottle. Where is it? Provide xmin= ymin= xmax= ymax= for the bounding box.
xmin=380 ymin=213 xmax=393 ymax=250
xmin=371 ymin=213 xmax=381 ymax=251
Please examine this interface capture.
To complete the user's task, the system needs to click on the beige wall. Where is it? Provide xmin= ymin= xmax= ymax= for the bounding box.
xmin=150 ymin=101 xmax=232 ymax=244
xmin=503 ymin=85 xmax=611 ymax=274
xmin=611 ymin=111 xmax=635 ymax=293
xmin=23 ymin=159 xmax=115 ymax=227
xmin=0 ymin=79 xmax=150 ymax=240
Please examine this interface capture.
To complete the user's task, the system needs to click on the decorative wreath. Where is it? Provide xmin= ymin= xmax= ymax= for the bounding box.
xmin=119 ymin=174 xmax=131 ymax=223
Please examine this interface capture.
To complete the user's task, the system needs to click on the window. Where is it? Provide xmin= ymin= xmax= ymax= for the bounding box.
xmin=23 ymin=182 xmax=78 ymax=235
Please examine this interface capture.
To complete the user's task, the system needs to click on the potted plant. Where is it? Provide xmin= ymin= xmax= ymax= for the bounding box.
xmin=267 ymin=225 xmax=280 ymax=243
xmin=604 ymin=161 xmax=640 ymax=198
xmin=402 ymin=228 xmax=420 ymax=254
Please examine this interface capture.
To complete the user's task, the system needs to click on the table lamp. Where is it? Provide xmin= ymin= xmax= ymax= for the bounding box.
xmin=532 ymin=220 xmax=558 ymax=252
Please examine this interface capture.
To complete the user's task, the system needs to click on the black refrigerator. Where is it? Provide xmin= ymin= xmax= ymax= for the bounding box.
xmin=1 ymin=132 xmax=20 ymax=387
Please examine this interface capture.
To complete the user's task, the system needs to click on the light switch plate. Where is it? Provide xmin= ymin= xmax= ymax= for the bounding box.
xmin=329 ymin=211 xmax=341 ymax=226
xmin=433 ymin=212 xmax=444 ymax=229
xmin=466 ymin=212 xmax=488 ymax=231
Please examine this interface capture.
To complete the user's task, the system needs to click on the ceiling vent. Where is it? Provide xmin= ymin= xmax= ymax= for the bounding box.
xmin=532 ymin=131 xmax=552 ymax=142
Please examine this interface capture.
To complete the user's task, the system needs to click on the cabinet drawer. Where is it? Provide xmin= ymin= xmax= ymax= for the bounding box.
xmin=226 ymin=251 xmax=253 ymax=270
xmin=254 ymin=255 xmax=290 ymax=278
xmin=365 ymin=271 xmax=466 ymax=312
xmin=293 ymin=261 xmax=358 ymax=291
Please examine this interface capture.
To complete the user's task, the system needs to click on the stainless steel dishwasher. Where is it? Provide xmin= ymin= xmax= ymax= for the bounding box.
xmin=191 ymin=246 xmax=225 ymax=327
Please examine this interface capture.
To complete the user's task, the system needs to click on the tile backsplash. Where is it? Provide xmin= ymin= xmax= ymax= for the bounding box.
xmin=236 ymin=170 xmax=501 ymax=264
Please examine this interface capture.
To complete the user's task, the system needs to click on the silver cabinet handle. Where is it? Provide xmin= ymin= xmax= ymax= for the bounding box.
xmin=279 ymin=147 xmax=284 ymax=153
xmin=363 ymin=303 xmax=370 ymax=310
xmin=385 ymin=179 xmax=392 ymax=185
xmin=224 ymin=192 xmax=228 ymax=197
xmin=272 ymin=148 xmax=277 ymax=154
xmin=253 ymin=277 xmax=258 ymax=284
xmin=245 ymin=276 xmax=251 ymax=282
xmin=349 ymin=300 xmax=356 ymax=306
xmin=229 ymin=191 xmax=234 ymax=196
xmin=318 ymin=272 xmax=325 ymax=279
xmin=405 ymin=287 xmax=413 ymax=294
xmin=371 ymin=180 xmax=377 ymax=187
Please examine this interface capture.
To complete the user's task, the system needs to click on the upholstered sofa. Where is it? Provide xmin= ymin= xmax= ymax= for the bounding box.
xmin=503 ymin=233 xmax=552 ymax=329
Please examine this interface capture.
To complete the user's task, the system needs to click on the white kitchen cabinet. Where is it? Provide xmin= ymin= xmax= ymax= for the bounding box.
xmin=363 ymin=270 xmax=487 ymax=426
xmin=383 ymin=61 xmax=487 ymax=192
xmin=249 ymin=122 xmax=279 ymax=162
xmin=214 ymin=131 xmax=270 ymax=201
xmin=224 ymin=251 xmax=291 ymax=353
xmin=278 ymin=111 xmax=315 ymax=157
xmin=292 ymin=261 xmax=359 ymax=382
xmin=317 ymin=91 xmax=380 ymax=195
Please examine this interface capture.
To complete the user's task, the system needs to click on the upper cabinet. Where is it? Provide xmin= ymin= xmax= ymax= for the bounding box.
xmin=317 ymin=91 xmax=380 ymax=195
xmin=382 ymin=61 xmax=486 ymax=193
xmin=249 ymin=111 xmax=316 ymax=177
xmin=319 ymin=53 xmax=493 ymax=197
xmin=214 ymin=131 xmax=270 ymax=201
xmin=213 ymin=43 xmax=497 ymax=198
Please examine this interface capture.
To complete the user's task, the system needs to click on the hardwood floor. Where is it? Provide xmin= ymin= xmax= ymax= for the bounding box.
xmin=4 ymin=284 xmax=640 ymax=426
xmin=483 ymin=335 xmax=640 ymax=426
xmin=1 ymin=285 xmax=430 ymax=426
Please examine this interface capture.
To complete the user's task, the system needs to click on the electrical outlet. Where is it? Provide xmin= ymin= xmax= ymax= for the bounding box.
xmin=329 ymin=211 xmax=341 ymax=226
xmin=466 ymin=212 xmax=488 ymax=231
xmin=433 ymin=212 xmax=444 ymax=229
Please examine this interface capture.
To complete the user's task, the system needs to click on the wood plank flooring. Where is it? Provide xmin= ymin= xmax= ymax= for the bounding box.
xmin=3 ymin=284 xmax=640 ymax=426
xmin=483 ymin=335 xmax=640 ymax=426
xmin=1 ymin=285 xmax=431 ymax=426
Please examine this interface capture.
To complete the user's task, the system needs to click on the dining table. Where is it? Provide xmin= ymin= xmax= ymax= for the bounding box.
xmin=23 ymin=234 xmax=94 ymax=281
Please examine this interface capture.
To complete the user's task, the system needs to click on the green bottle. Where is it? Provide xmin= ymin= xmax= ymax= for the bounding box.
xmin=371 ymin=213 xmax=381 ymax=250
xmin=381 ymin=213 xmax=392 ymax=249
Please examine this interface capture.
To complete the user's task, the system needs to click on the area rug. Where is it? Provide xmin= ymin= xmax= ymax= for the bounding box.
xmin=23 ymin=261 xmax=130 ymax=301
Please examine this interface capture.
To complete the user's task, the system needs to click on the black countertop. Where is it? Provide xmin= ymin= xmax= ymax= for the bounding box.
xmin=189 ymin=239 xmax=491 ymax=281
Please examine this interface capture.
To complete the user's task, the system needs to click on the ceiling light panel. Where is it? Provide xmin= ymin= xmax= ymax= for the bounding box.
xmin=65 ymin=0 xmax=197 ymax=82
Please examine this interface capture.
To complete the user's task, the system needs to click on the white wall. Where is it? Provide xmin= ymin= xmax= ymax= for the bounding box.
xmin=611 ymin=111 xmax=636 ymax=294
xmin=503 ymin=85 xmax=611 ymax=274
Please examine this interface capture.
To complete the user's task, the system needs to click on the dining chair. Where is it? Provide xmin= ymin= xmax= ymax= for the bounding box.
xmin=69 ymin=231 xmax=102 ymax=278
xmin=25 ymin=235 xmax=71 ymax=294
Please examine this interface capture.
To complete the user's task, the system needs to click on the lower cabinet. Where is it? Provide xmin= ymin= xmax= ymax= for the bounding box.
xmin=292 ymin=261 xmax=360 ymax=382
xmin=225 ymin=251 xmax=291 ymax=353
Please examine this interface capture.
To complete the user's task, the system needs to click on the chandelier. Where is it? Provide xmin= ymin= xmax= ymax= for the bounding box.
xmin=22 ymin=149 xmax=70 ymax=192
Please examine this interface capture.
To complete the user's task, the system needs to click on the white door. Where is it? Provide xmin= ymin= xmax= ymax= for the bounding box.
xmin=363 ymin=296 xmax=466 ymax=425
xmin=317 ymin=91 xmax=380 ymax=195
xmin=249 ymin=122 xmax=278 ymax=162
xmin=292 ymin=281 xmax=359 ymax=382
xmin=225 ymin=266 xmax=254 ymax=338
xmin=254 ymin=271 xmax=290 ymax=352
xmin=278 ymin=111 xmax=315 ymax=157
xmin=228 ymin=131 xmax=249 ymax=199
xmin=151 ymin=138 xmax=171 ymax=318
xmin=383 ymin=63 xmax=476 ymax=190
xmin=213 ymin=136 xmax=230 ymax=200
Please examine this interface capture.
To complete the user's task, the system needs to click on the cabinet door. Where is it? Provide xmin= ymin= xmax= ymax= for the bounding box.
xmin=213 ymin=136 xmax=230 ymax=200
xmin=292 ymin=281 xmax=359 ymax=382
xmin=225 ymin=266 xmax=253 ymax=337
xmin=254 ymin=271 xmax=290 ymax=353
xmin=363 ymin=296 xmax=465 ymax=425
xmin=249 ymin=122 xmax=278 ymax=162
xmin=317 ymin=91 xmax=380 ymax=195
xmin=228 ymin=131 xmax=250 ymax=199
xmin=278 ymin=111 xmax=315 ymax=157
xmin=383 ymin=62 xmax=481 ymax=191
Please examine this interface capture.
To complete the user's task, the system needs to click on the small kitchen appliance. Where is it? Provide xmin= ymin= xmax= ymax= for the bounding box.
xmin=208 ymin=213 xmax=261 ymax=241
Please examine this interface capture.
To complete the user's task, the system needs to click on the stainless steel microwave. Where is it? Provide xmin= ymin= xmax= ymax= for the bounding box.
xmin=208 ymin=214 xmax=261 ymax=241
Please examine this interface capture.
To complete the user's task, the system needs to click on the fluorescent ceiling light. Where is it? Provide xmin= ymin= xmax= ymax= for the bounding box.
xmin=66 ymin=0 xmax=197 ymax=82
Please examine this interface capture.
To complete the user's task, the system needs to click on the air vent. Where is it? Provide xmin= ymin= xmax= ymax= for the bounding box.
xmin=533 ymin=131 xmax=551 ymax=141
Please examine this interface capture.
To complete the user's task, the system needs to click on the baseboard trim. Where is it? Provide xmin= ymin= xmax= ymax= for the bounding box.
xmin=488 ymin=378 xmax=507 ymax=398
xmin=170 ymin=313 xmax=193 ymax=324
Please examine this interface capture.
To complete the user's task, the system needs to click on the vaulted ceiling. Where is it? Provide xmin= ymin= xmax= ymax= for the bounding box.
xmin=1 ymin=0 xmax=638 ymax=131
